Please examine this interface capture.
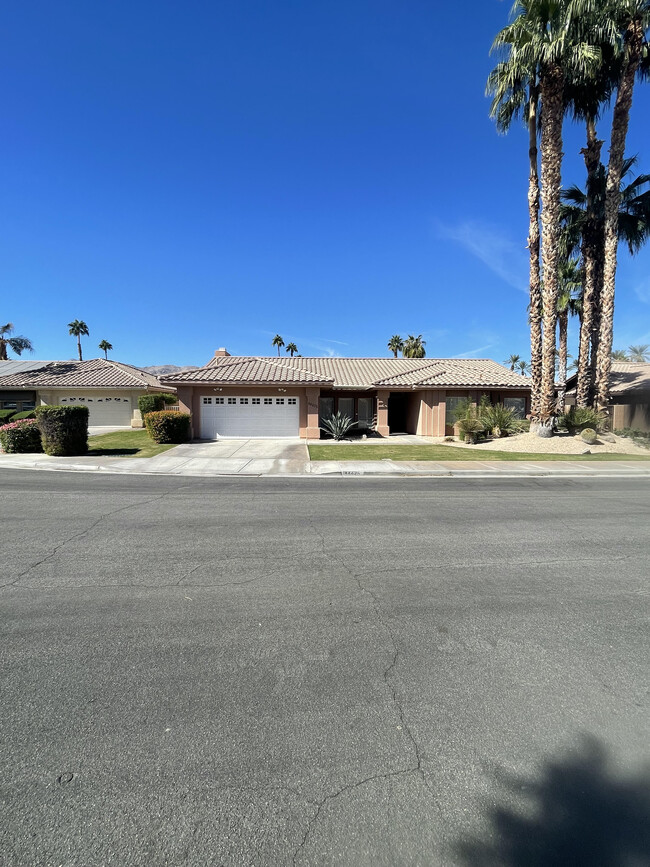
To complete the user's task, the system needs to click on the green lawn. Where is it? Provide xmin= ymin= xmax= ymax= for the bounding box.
xmin=308 ymin=443 xmax=650 ymax=462
xmin=87 ymin=429 xmax=177 ymax=458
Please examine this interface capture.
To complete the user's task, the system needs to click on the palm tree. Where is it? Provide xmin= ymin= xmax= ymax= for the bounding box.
xmin=68 ymin=319 xmax=89 ymax=361
xmin=402 ymin=334 xmax=426 ymax=358
xmin=271 ymin=334 xmax=284 ymax=356
xmin=387 ymin=335 xmax=404 ymax=358
xmin=517 ymin=359 xmax=531 ymax=375
xmin=0 ymin=323 xmax=33 ymax=360
xmin=491 ymin=0 xmax=598 ymax=431
xmin=556 ymin=258 xmax=583 ymax=409
xmin=611 ymin=348 xmax=630 ymax=359
xmin=488 ymin=7 xmax=543 ymax=417
xmin=561 ymin=158 xmax=650 ymax=404
xmin=285 ymin=342 xmax=298 ymax=357
xmin=596 ymin=0 xmax=650 ymax=412
xmin=98 ymin=339 xmax=113 ymax=359
xmin=503 ymin=354 xmax=521 ymax=371
xmin=627 ymin=344 xmax=650 ymax=361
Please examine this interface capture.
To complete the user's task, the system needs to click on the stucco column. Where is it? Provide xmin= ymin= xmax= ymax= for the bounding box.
xmin=305 ymin=387 xmax=320 ymax=438
xmin=375 ymin=389 xmax=390 ymax=437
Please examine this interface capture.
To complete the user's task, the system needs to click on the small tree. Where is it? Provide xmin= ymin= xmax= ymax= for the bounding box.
xmin=98 ymin=339 xmax=113 ymax=359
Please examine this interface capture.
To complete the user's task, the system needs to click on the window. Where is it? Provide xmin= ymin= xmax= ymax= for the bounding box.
xmin=203 ymin=397 xmax=213 ymax=405
xmin=264 ymin=398 xmax=273 ymax=405
xmin=276 ymin=398 xmax=285 ymax=405
xmin=358 ymin=397 xmax=373 ymax=428
xmin=252 ymin=398 xmax=261 ymax=405
xmin=288 ymin=398 xmax=297 ymax=405
xmin=240 ymin=398 xmax=249 ymax=404
xmin=445 ymin=396 xmax=465 ymax=426
xmin=215 ymin=397 xmax=224 ymax=404
xmin=1 ymin=401 xmax=17 ymax=410
xmin=338 ymin=397 xmax=354 ymax=419
xmin=21 ymin=401 xmax=35 ymax=410
xmin=228 ymin=397 xmax=236 ymax=405
xmin=504 ymin=397 xmax=526 ymax=419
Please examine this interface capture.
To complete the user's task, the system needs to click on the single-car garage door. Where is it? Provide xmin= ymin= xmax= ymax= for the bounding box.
xmin=58 ymin=393 xmax=133 ymax=426
xmin=200 ymin=395 xmax=299 ymax=438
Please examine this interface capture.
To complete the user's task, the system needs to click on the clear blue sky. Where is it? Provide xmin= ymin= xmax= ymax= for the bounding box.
xmin=2 ymin=0 xmax=649 ymax=366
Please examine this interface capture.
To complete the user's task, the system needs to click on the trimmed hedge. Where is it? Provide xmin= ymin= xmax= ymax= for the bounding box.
xmin=35 ymin=405 xmax=89 ymax=456
xmin=11 ymin=410 xmax=37 ymax=420
xmin=0 ymin=418 xmax=43 ymax=453
xmin=138 ymin=392 xmax=177 ymax=417
xmin=0 ymin=409 xmax=16 ymax=424
xmin=144 ymin=410 xmax=190 ymax=443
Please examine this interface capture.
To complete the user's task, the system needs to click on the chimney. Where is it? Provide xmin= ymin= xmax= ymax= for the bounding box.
xmin=214 ymin=348 xmax=231 ymax=357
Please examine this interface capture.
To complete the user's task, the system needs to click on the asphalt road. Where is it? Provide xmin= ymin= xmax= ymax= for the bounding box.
xmin=1 ymin=470 xmax=649 ymax=866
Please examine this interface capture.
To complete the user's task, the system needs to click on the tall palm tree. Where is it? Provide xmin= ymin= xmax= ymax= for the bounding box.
xmin=387 ymin=335 xmax=404 ymax=358
xmin=503 ymin=354 xmax=521 ymax=371
xmin=517 ymin=359 xmax=531 ymax=374
xmin=596 ymin=0 xmax=650 ymax=412
xmin=68 ymin=319 xmax=89 ymax=361
xmin=271 ymin=334 xmax=284 ymax=356
xmin=402 ymin=335 xmax=426 ymax=358
xmin=491 ymin=0 xmax=598 ymax=431
xmin=488 ymin=7 xmax=543 ymax=417
xmin=285 ymin=342 xmax=298 ymax=357
xmin=561 ymin=157 xmax=650 ymax=404
xmin=627 ymin=343 xmax=650 ymax=361
xmin=0 ymin=323 xmax=33 ymax=360
xmin=556 ymin=257 xmax=583 ymax=409
xmin=611 ymin=348 xmax=630 ymax=359
xmin=98 ymin=339 xmax=113 ymax=359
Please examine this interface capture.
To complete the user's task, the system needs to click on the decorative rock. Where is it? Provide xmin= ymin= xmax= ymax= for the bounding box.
xmin=600 ymin=433 xmax=616 ymax=443
xmin=581 ymin=428 xmax=598 ymax=445
xmin=581 ymin=448 xmax=591 ymax=455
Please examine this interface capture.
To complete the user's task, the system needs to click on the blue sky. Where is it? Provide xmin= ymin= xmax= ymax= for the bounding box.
xmin=2 ymin=0 xmax=649 ymax=367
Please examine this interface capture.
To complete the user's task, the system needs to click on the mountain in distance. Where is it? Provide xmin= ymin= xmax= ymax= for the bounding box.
xmin=143 ymin=364 xmax=199 ymax=376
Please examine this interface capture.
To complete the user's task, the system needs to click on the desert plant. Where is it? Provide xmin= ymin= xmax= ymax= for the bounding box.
xmin=557 ymin=405 xmax=605 ymax=435
xmin=0 ymin=418 xmax=43 ymax=453
xmin=320 ymin=412 xmax=357 ymax=440
xmin=581 ymin=428 xmax=598 ymax=445
xmin=35 ymin=405 xmax=89 ymax=456
xmin=481 ymin=403 xmax=519 ymax=438
xmin=452 ymin=400 xmax=485 ymax=444
xmin=144 ymin=411 xmax=190 ymax=443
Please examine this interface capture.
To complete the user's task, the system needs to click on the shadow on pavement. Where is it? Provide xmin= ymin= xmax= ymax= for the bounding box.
xmin=455 ymin=736 xmax=650 ymax=867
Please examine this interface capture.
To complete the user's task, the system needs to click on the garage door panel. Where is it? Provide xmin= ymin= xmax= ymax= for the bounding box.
xmin=57 ymin=393 xmax=132 ymax=426
xmin=201 ymin=396 xmax=299 ymax=438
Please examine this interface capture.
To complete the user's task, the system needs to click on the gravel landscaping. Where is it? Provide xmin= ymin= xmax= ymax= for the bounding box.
xmin=444 ymin=431 xmax=649 ymax=456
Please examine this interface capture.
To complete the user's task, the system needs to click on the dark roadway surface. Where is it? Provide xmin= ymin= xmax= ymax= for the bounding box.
xmin=1 ymin=470 xmax=649 ymax=866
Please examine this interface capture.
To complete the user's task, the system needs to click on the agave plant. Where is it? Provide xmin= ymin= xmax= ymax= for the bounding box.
xmin=557 ymin=405 xmax=606 ymax=435
xmin=481 ymin=403 xmax=519 ymax=438
xmin=320 ymin=412 xmax=357 ymax=441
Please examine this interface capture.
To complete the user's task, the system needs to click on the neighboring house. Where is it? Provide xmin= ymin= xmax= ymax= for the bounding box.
xmin=566 ymin=362 xmax=650 ymax=432
xmin=161 ymin=349 xmax=531 ymax=439
xmin=0 ymin=358 xmax=173 ymax=427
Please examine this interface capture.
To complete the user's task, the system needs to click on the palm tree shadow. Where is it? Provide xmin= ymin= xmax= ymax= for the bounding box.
xmin=455 ymin=736 xmax=650 ymax=867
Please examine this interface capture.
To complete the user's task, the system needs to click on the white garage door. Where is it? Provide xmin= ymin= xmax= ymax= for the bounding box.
xmin=58 ymin=393 xmax=133 ymax=426
xmin=200 ymin=395 xmax=299 ymax=439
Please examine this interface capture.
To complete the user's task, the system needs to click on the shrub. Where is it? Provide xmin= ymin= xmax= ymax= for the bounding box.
xmin=481 ymin=403 xmax=519 ymax=438
xmin=320 ymin=412 xmax=357 ymax=440
xmin=452 ymin=399 xmax=484 ymax=444
xmin=144 ymin=410 xmax=191 ymax=443
xmin=557 ymin=406 xmax=605 ymax=434
xmin=138 ymin=393 xmax=166 ymax=417
xmin=581 ymin=428 xmax=598 ymax=445
xmin=0 ymin=409 xmax=16 ymax=424
xmin=0 ymin=418 xmax=43 ymax=453
xmin=35 ymin=405 xmax=89 ymax=456
xmin=11 ymin=410 xmax=37 ymax=420
xmin=516 ymin=418 xmax=531 ymax=432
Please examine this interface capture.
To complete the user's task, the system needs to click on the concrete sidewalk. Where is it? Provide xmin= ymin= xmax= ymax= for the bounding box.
xmin=1 ymin=447 xmax=649 ymax=478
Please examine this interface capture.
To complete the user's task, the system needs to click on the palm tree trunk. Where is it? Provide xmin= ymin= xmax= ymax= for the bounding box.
xmin=0 ymin=341 xmax=7 ymax=361
xmin=576 ymin=117 xmax=603 ymax=408
xmin=538 ymin=63 xmax=564 ymax=433
xmin=556 ymin=312 xmax=568 ymax=411
xmin=595 ymin=16 xmax=644 ymax=413
xmin=77 ymin=338 xmax=83 ymax=361
xmin=527 ymin=83 xmax=543 ymax=420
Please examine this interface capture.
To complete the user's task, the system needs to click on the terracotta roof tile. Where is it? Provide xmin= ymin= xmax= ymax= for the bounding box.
xmin=162 ymin=356 xmax=530 ymax=390
xmin=0 ymin=358 xmax=168 ymax=390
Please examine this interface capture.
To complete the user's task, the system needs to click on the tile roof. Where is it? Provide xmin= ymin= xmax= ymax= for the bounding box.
xmin=566 ymin=361 xmax=650 ymax=396
xmin=0 ymin=358 xmax=169 ymax=390
xmin=162 ymin=356 xmax=530 ymax=390
xmin=0 ymin=360 xmax=57 ymax=376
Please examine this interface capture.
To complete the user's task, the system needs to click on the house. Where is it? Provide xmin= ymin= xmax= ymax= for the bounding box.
xmin=0 ymin=358 xmax=173 ymax=427
xmin=160 ymin=349 xmax=531 ymax=439
xmin=566 ymin=362 xmax=650 ymax=432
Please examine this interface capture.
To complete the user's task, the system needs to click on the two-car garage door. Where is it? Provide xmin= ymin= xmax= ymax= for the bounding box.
xmin=200 ymin=395 xmax=299 ymax=438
